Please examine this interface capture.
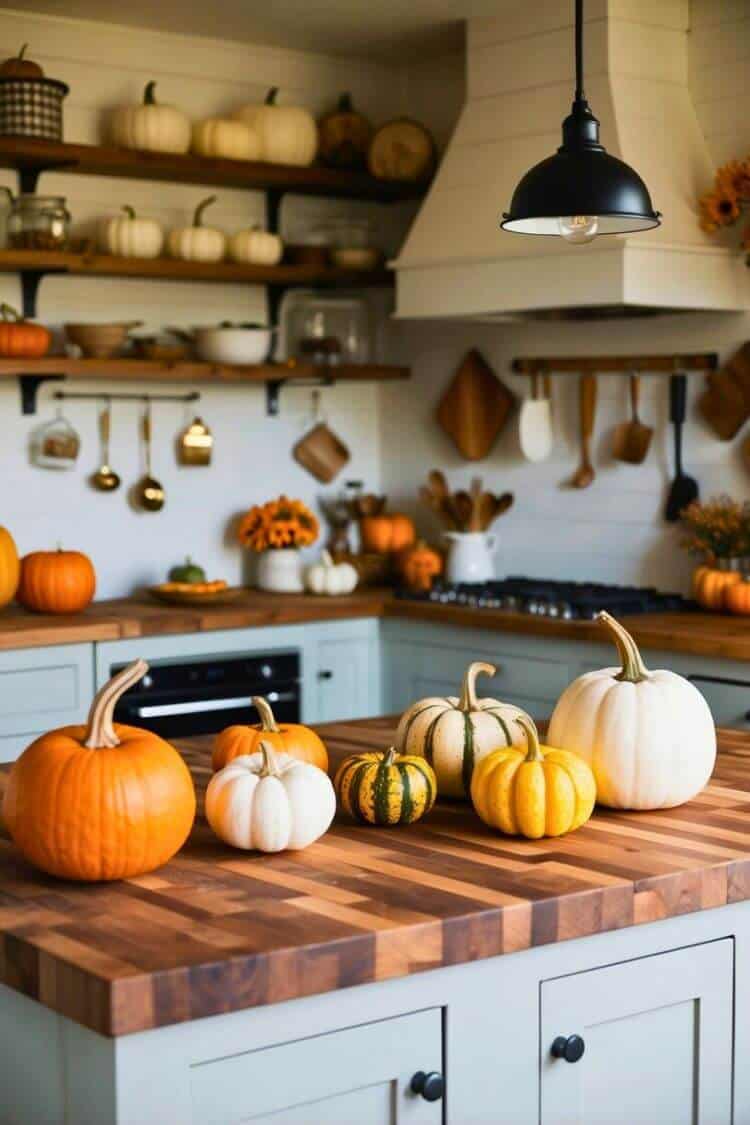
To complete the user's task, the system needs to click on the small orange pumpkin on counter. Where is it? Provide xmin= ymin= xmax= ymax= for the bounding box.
xmin=212 ymin=694 xmax=328 ymax=773
xmin=360 ymin=512 xmax=416 ymax=555
xmin=692 ymin=564 xmax=742 ymax=610
xmin=725 ymin=577 xmax=750 ymax=615
xmin=0 ymin=526 xmax=20 ymax=608
xmin=2 ymin=660 xmax=196 ymax=881
xmin=399 ymin=539 xmax=443 ymax=592
xmin=0 ymin=303 xmax=51 ymax=358
xmin=17 ymin=547 xmax=96 ymax=613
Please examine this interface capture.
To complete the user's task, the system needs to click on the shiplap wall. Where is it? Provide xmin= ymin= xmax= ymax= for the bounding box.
xmin=380 ymin=0 xmax=750 ymax=595
xmin=0 ymin=7 xmax=439 ymax=597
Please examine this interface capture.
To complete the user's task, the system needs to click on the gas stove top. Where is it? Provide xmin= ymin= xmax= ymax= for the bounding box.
xmin=396 ymin=577 xmax=693 ymax=621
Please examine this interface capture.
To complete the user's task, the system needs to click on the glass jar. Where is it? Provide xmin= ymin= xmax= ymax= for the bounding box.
xmin=287 ymin=296 xmax=370 ymax=365
xmin=7 ymin=194 xmax=70 ymax=250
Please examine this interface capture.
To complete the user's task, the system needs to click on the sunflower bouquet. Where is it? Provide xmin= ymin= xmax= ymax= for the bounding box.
xmin=238 ymin=495 xmax=319 ymax=552
xmin=698 ymin=156 xmax=750 ymax=263
xmin=680 ymin=495 xmax=750 ymax=561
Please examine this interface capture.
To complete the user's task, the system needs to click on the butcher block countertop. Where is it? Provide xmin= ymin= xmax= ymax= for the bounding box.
xmin=2 ymin=718 xmax=750 ymax=1037
xmin=1 ymin=587 xmax=750 ymax=661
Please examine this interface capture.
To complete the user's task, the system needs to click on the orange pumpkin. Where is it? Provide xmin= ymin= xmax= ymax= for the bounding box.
xmin=0 ymin=303 xmax=51 ymax=358
xmin=725 ymin=578 xmax=750 ymax=615
xmin=692 ymin=564 xmax=741 ymax=611
xmin=3 ymin=660 xmax=196 ymax=881
xmin=212 ymin=695 xmax=329 ymax=773
xmin=399 ymin=539 xmax=443 ymax=592
xmin=360 ymin=512 xmax=416 ymax=554
xmin=17 ymin=548 xmax=96 ymax=614
xmin=0 ymin=526 xmax=20 ymax=608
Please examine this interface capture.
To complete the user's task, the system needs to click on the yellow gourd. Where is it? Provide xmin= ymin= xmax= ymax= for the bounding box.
xmin=470 ymin=715 xmax=596 ymax=839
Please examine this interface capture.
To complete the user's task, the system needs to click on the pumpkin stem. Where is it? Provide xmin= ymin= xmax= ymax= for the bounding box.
xmin=0 ymin=302 xmax=19 ymax=323
xmin=515 ymin=714 xmax=544 ymax=762
xmin=338 ymin=92 xmax=353 ymax=111
xmin=258 ymin=739 xmax=281 ymax=777
xmin=83 ymin=659 xmax=148 ymax=749
xmin=121 ymin=205 xmax=136 ymax=220
xmin=597 ymin=611 xmax=650 ymax=684
xmin=18 ymin=44 xmax=28 ymax=61
xmin=265 ymin=86 xmax=279 ymax=106
xmin=382 ymin=747 xmax=397 ymax=767
xmin=458 ymin=660 xmax=496 ymax=711
xmin=320 ymin=550 xmax=333 ymax=567
xmin=143 ymin=80 xmax=157 ymax=105
xmin=193 ymin=195 xmax=216 ymax=227
xmin=252 ymin=695 xmax=281 ymax=733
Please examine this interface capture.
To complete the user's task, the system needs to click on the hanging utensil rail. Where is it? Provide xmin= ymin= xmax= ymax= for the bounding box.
xmin=512 ymin=353 xmax=718 ymax=375
xmin=52 ymin=391 xmax=200 ymax=403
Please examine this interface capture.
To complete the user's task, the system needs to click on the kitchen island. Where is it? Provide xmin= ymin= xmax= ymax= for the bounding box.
xmin=1 ymin=718 xmax=750 ymax=1123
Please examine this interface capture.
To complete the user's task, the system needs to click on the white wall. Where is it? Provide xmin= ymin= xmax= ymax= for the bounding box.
xmin=379 ymin=0 xmax=750 ymax=595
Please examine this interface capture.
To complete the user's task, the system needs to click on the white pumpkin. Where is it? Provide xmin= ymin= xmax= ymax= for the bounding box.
xmin=548 ymin=611 xmax=716 ymax=810
xmin=305 ymin=550 xmax=358 ymax=596
xmin=228 ymin=225 xmax=283 ymax=266
xmin=110 ymin=80 xmax=191 ymax=154
xmin=99 ymin=205 xmax=164 ymax=259
xmin=205 ymin=743 xmax=335 ymax=853
xmin=234 ymin=87 xmax=318 ymax=166
xmin=167 ymin=196 xmax=226 ymax=263
xmin=192 ymin=117 xmax=261 ymax=161
xmin=395 ymin=661 xmax=528 ymax=799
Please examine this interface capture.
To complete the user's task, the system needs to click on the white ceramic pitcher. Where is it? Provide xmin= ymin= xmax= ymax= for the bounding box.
xmin=444 ymin=531 xmax=496 ymax=584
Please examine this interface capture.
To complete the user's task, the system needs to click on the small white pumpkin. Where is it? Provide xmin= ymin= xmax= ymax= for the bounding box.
xmin=205 ymin=742 xmax=335 ymax=852
xmin=192 ymin=117 xmax=261 ymax=161
xmin=548 ymin=611 xmax=716 ymax=810
xmin=99 ymin=205 xmax=164 ymax=259
xmin=305 ymin=550 xmax=358 ymax=596
xmin=167 ymin=196 xmax=226 ymax=263
xmin=234 ymin=87 xmax=318 ymax=166
xmin=110 ymin=80 xmax=191 ymax=154
xmin=395 ymin=661 xmax=528 ymax=799
xmin=228 ymin=225 xmax=283 ymax=266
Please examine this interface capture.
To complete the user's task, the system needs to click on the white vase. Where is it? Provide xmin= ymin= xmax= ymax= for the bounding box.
xmin=256 ymin=548 xmax=304 ymax=593
xmin=444 ymin=531 xmax=497 ymax=584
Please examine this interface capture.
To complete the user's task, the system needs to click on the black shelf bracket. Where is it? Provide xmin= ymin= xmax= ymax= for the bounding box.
xmin=19 ymin=373 xmax=65 ymax=415
xmin=20 ymin=270 xmax=49 ymax=319
xmin=266 ymin=189 xmax=284 ymax=236
xmin=265 ymin=374 xmax=334 ymax=417
xmin=17 ymin=159 xmax=77 ymax=196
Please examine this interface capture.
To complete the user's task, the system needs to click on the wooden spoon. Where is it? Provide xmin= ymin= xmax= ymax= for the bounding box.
xmin=453 ymin=490 xmax=473 ymax=531
xmin=492 ymin=492 xmax=514 ymax=519
xmin=612 ymin=373 xmax=653 ymax=465
xmin=570 ymin=373 xmax=597 ymax=489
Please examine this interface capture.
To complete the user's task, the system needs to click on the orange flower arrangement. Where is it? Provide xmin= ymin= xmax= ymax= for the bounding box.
xmin=237 ymin=495 xmax=319 ymax=552
xmin=680 ymin=496 xmax=750 ymax=560
xmin=698 ymin=154 xmax=750 ymax=263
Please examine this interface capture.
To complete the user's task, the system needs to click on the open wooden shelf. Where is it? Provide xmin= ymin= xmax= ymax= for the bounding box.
xmin=0 ymin=135 xmax=429 ymax=201
xmin=0 ymin=248 xmax=393 ymax=288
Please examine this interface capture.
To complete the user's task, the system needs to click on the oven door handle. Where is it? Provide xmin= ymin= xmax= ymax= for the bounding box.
xmin=132 ymin=691 xmax=296 ymax=719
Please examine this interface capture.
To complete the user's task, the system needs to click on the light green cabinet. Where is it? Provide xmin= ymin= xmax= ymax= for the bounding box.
xmin=0 ymin=643 xmax=95 ymax=760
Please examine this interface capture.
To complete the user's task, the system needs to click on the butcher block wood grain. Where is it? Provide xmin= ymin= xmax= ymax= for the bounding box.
xmin=1 ymin=719 xmax=750 ymax=1037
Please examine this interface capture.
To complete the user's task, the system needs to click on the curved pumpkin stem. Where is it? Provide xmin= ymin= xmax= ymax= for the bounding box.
xmin=83 ymin=659 xmax=148 ymax=748
xmin=121 ymin=205 xmax=136 ymax=220
xmin=597 ymin=611 xmax=650 ymax=684
xmin=320 ymin=550 xmax=334 ymax=568
xmin=458 ymin=661 xmax=496 ymax=711
xmin=515 ymin=714 xmax=544 ymax=762
xmin=265 ymin=86 xmax=279 ymax=105
xmin=381 ymin=747 xmax=397 ymax=767
xmin=252 ymin=695 xmax=280 ymax=733
xmin=258 ymin=740 xmax=281 ymax=777
xmin=143 ymin=80 xmax=157 ymax=105
xmin=193 ymin=195 xmax=216 ymax=227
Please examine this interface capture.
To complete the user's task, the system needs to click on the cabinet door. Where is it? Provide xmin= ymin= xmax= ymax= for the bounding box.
xmin=0 ymin=643 xmax=94 ymax=759
xmin=316 ymin=636 xmax=373 ymax=722
xmin=189 ymin=1008 xmax=442 ymax=1125
xmin=540 ymin=939 xmax=733 ymax=1125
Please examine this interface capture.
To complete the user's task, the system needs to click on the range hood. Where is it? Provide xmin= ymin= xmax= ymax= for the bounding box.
xmin=394 ymin=0 xmax=750 ymax=320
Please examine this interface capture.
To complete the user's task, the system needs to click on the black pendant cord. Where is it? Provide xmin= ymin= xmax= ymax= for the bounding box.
xmin=575 ymin=0 xmax=585 ymax=102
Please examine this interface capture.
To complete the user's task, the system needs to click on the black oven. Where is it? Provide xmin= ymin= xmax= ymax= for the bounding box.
xmin=112 ymin=651 xmax=301 ymax=738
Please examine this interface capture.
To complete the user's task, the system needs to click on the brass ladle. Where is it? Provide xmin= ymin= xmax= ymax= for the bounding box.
xmin=90 ymin=399 xmax=121 ymax=492
xmin=136 ymin=403 xmax=165 ymax=512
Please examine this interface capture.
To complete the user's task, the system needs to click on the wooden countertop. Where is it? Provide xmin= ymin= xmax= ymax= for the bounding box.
xmin=1 ymin=588 xmax=750 ymax=661
xmin=2 ymin=718 xmax=750 ymax=1037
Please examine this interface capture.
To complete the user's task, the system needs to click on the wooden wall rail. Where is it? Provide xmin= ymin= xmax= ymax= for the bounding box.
xmin=512 ymin=354 xmax=719 ymax=375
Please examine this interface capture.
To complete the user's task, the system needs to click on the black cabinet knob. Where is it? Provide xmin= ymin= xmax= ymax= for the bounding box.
xmin=411 ymin=1071 xmax=444 ymax=1102
xmin=551 ymin=1035 xmax=585 ymax=1063
xmin=317 ymin=669 xmax=333 ymax=680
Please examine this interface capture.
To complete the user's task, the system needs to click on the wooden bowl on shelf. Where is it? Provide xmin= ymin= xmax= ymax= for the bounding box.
xmin=65 ymin=321 xmax=141 ymax=359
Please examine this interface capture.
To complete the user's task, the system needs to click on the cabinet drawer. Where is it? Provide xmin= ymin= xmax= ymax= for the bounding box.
xmin=190 ymin=1008 xmax=442 ymax=1125
xmin=0 ymin=644 xmax=93 ymax=741
xmin=540 ymin=939 xmax=733 ymax=1124
xmin=409 ymin=644 xmax=571 ymax=705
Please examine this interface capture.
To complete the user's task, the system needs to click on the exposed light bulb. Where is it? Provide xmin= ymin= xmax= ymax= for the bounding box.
xmin=558 ymin=215 xmax=599 ymax=243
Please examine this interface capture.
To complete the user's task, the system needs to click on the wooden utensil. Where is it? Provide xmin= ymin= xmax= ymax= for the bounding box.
xmin=419 ymin=485 xmax=457 ymax=529
xmin=492 ymin=492 xmax=514 ymax=519
xmin=436 ymin=349 xmax=515 ymax=461
xmin=468 ymin=477 xmax=483 ymax=531
xmin=698 ymin=344 xmax=750 ymax=441
xmin=519 ymin=372 xmax=552 ymax=462
xmin=612 ymin=373 xmax=653 ymax=464
xmin=570 ymin=373 xmax=597 ymax=489
xmin=90 ymin=400 xmax=120 ymax=492
xmin=665 ymin=373 xmax=699 ymax=521
xmin=452 ymin=490 xmax=473 ymax=530
xmin=135 ymin=404 xmax=165 ymax=512
xmin=293 ymin=392 xmax=350 ymax=483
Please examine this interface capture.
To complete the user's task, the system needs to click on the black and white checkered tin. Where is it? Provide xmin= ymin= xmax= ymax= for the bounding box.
xmin=0 ymin=77 xmax=69 ymax=140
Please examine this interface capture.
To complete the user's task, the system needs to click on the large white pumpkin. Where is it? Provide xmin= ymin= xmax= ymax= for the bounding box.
xmin=99 ymin=205 xmax=164 ymax=259
xmin=192 ymin=117 xmax=261 ymax=161
xmin=205 ymin=743 xmax=335 ymax=852
xmin=234 ymin=87 xmax=318 ymax=166
xmin=395 ymin=661 xmax=528 ymax=799
xmin=167 ymin=196 xmax=226 ymax=262
xmin=548 ymin=612 xmax=716 ymax=810
xmin=110 ymin=80 xmax=191 ymax=154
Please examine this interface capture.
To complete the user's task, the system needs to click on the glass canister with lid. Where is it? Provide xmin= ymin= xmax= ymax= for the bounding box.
xmin=6 ymin=193 xmax=70 ymax=249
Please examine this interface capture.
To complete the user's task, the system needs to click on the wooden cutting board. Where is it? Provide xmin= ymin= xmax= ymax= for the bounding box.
xmin=436 ymin=349 xmax=516 ymax=460
xmin=293 ymin=421 xmax=350 ymax=482
xmin=698 ymin=342 xmax=750 ymax=441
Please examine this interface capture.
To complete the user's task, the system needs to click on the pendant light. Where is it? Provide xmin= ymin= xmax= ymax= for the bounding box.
xmin=500 ymin=0 xmax=661 ymax=241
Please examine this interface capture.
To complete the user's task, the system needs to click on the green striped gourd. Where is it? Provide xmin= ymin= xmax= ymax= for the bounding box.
xmin=335 ymin=747 xmax=436 ymax=826
xmin=395 ymin=661 xmax=528 ymax=799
